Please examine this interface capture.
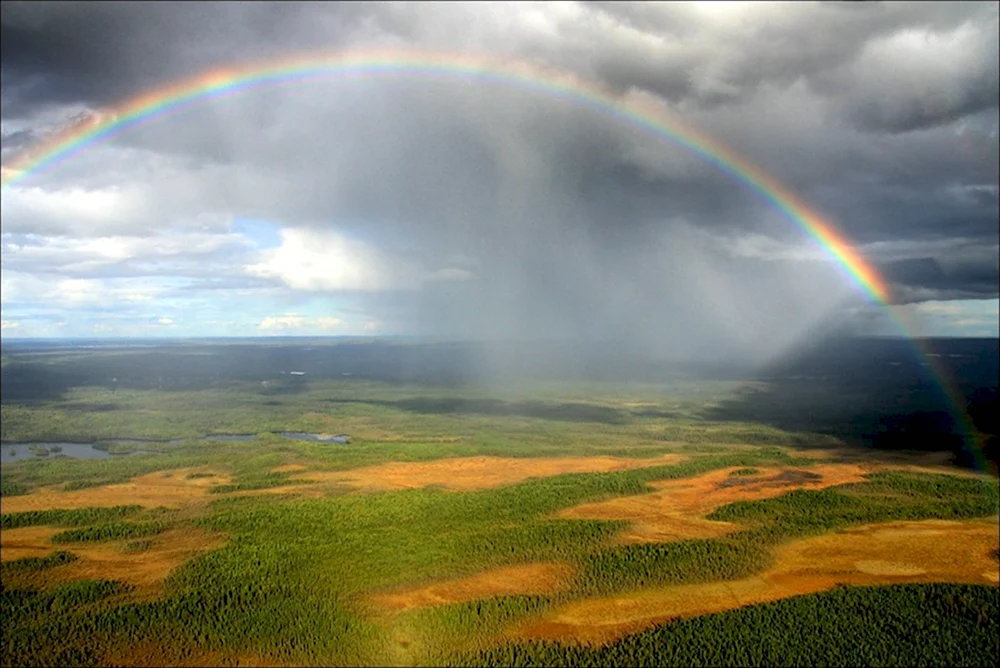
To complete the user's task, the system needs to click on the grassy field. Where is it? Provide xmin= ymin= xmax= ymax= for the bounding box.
xmin=1 ymin=348 xmax=998 ymax=667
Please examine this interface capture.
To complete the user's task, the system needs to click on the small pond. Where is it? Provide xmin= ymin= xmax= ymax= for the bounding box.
xmin=278 ymin=432 xmax=351 ymax=444
xmin=2 ymin=442 xmax=145 ymax=464
xmin=105 ymin=438 xmax=188 ymax=447
xmin=2 ymin=432 xmax=349 ymax=465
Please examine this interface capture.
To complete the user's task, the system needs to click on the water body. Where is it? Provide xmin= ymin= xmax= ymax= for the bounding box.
xmin=2 ymin=442 xmax=138 ymax=464
xmin=2 ymin=432 xmax=349 ymax=465
xmin=278 ymin=432 xmax=351 ymax=444
xmin=105 ymin=434 xmax=257 ymax=446
xmin=105 ymin=438 xmax=188 ymax=447
xmin=1 ymin=434 xmax=257 ymax=465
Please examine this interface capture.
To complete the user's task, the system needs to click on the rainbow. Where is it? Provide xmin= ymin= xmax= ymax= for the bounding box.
xmin=0 ymin=48 xmax=991 ymax=472
xmin=2 ymin=49 xmax=892 ymax=302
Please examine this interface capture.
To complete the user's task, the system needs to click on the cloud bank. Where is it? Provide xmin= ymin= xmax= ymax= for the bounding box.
xmin=1 ymin=1 xmax=997 ymax=351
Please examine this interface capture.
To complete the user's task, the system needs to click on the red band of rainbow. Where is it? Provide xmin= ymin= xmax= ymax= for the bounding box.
xmin=1 ymin=49 xmax=990 ymax=473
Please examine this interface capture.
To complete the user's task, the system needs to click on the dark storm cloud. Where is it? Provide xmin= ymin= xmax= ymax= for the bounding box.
xmin=1 ymin=1 xmax=997 ymax=345
xmin=0 ymin=129 xmax=36 ymax=150
xmin=0 ymin=1 xmax=389 ymax=117
xmin=846 ymin=81 xmax=998 ymax=136
xmin=549 ymin=1 xmax=996 ymax=124
xmin=880 ymin=256 xmax=999 ymax=301
xmin=8 ymin=2 xmax=991 ymax=132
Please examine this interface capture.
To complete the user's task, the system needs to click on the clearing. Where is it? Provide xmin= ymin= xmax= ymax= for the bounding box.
xmin=1 ymin=526 xmax=64 ymax=561
xmin=2 ymin=526 xmax=226 ymax=598
xmin=1 ymin=468 xmax=232 ymax=513
xmin=370 ymin=562 xmax=573 ymax=613
xmin=291 ymin=454 xmax=685 ymax=492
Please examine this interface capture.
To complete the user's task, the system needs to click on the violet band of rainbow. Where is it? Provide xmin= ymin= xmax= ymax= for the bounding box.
xmin=2 ymin=49 xmax=990 ymax=472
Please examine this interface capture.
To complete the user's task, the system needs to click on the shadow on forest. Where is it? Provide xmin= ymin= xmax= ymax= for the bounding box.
xmin=2 ymin=338 xmax=997 ymax=472
xmin=258 ymin=380 xmax=310 ymax=396
xmin=60 ymin=402 xmax=122 ymax=412
xmin=0 ymin=343 xmax=476 ymax=402
xmin=0 ymin=364 xmax=87 ymax=403
xmin=703 ymin=338 xmax=999 ymax=473
xmin=327 ymin=396 xmax=631 ymax=424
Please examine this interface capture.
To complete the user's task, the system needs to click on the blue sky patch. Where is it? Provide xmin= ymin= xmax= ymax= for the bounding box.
xmin=233 ymin=218 xmax=283 ymax=250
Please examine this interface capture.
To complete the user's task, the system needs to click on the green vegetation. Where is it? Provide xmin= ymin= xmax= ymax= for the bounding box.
xmin=468 ymin=584 xmax=1000 ymax=667
xmin=208 ymin=471 xmax=303 ymax=494
xmin=1 ymin=349 xmax=997 ymax=666
xmin=0 ymin=475 xmax=28 ymax=497
xmin=1 ymin=551 xmax=78 ymax=574
xmin=579 ymin=538 xmax=767 ymax=594
xmin=709 ymin=472 xmax=1000 ymax=537
xmin=120 ymin=539 xmax=154 ymax=553
xmin=404 ymin=596 xmax=551 ymax=663
xmin=573 ymin=470 xmax=998 ymax=596
xmin=51 ymin=522 xmax=166 ymax=544
xmin=49 ymin=580 xmax=134 ymax=606
xmin=63 ymin=479 xmax=115 ymax=491
xmin=2 ymin=581 xmax=134 ymax=667
xmin=6 ymin=453 xmax=994 ymax=665
xmin=1 ymin=505 xmax=143 ymax=530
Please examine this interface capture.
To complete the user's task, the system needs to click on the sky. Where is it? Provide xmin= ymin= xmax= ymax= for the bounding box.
xmin=0 ymin=1 xmax=997 ymax=360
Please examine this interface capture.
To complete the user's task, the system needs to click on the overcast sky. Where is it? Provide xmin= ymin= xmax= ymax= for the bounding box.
xmin=1 ymin=1 xmax=997 ymax=358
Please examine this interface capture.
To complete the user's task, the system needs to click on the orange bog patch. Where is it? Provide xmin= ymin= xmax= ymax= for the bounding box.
xmin=0 ymin=468 xmax=233 ymax=514
xmin=513 ymin=518 xmax=999 ymax=646
xmin=4 ymin=527 xmax=227 ymax=598
xmin=298 ymin=454 xmax=685 ymax=492
xmin=371 ymin=562 xmax=574 ymax=612
xmin=557 ymin=464 xmax=871 ymax=544
xmin=1 ymin=526 xmax=62 ymax=561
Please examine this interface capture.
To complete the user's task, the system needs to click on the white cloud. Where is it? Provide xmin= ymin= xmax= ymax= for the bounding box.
xmin=879 ymin=298 xmax=1000 ymax=337
xmin=246 ymin=227 xmax=471 ymax=292
xmin=913 ymin=300 xmax=969 ymax=316
xmin=155 ymin=316 xmax=175 ymax=325
xmin=0 ymin=320 xmax=22 ymax=330
xmin=314 ymin=317 xmax=343 ymax=330
xmin=1 ymin=271 xmax=170 ymax=309
xmin=246 ymin=229 xmax=393 ymax=291
xmin=55 ymin=278 xmax=106 ymax=304
xmin=257 ymin=314 xmax=343 ymax=331
xmin=1 ymin=230 xmax=253 ymax=276
xmin=1 ymin=185 xmax=146 ymax=235
xmin=257 ymin=315 xmax=306 ymax=330
xmin=732 ymin=234 xmax=828 ymax=262
xmin=819 ymin=20 xmax=998 ymax=131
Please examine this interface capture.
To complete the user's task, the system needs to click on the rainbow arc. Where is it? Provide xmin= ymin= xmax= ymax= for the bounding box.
xmin=0 ymin=48 xmax=989 ymax=472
